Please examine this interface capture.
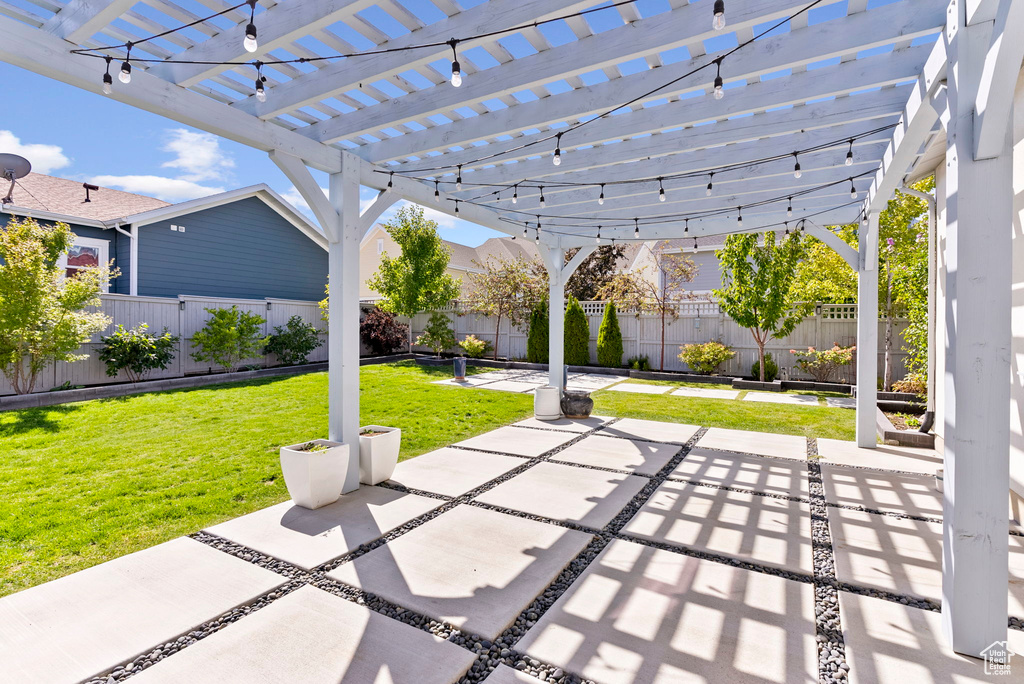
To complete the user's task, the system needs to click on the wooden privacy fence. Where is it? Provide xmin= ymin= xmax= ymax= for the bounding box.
xmin=0 ymin=293 xmax=328 ymax=396
xmin=408 ymin=301 xmax=910 ymax=382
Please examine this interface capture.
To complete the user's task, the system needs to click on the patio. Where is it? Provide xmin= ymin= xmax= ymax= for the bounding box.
xmin=2 ymin=417 xmax=1017 ymax=684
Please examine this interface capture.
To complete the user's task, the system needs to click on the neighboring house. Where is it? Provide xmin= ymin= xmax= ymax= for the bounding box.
xmin=597 ymin=237 xmax=724 ymax=300
xmin=360 ymin=224 xmax=643 ymax=300
xmin=0 ymin=173 xmax=328 ymax=301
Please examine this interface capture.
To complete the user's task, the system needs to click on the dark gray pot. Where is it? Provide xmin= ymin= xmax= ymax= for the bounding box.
xmin=453 ymin=357 xmax=467 ymax=379
xmin=561 ymin=390 xmax=593 ymax=419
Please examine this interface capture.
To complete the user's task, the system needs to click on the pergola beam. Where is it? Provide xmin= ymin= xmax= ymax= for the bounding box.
xmin=42 ymin=0 xmax=134 ymax=42
xmin=972 ymin=0 xmax=1024 ymax=159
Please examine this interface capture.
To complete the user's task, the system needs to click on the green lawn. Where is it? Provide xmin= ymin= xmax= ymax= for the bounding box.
xmin=0 ymin=361 xmax=531 ymax=597
xmin=1 ymin=360 xmax=854 ymax=597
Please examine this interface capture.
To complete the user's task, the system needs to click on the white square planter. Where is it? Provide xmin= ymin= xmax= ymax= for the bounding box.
xmin=359 ymin=425 xmax=401 ymax=485
xmin=279 ymin=439 xmax=350 ymax=510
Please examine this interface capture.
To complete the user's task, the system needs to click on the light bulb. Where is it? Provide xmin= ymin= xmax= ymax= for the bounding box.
xmin=512 ymin=191 xmax=517 ymax=204
xmin=595 ymin=229 xmax=601 ymax=244
xmin=787 ymin=200 xmax=793 ymax=218
xmin=793 ymin=162 xmax=802 ymax=179
xmin=713 ymin=0 xmax=726 ymax=30
xmin=553 ymin=148 xmax=561 ymax=166
xmin=523 ymin=225 xmax=528 ymax=238
xmin=659 ymin=188 xmax=666 ymax=202
xmin=455 ymin=201 xmax=459 ymax=215
xmin=598 ymin=186 xmax=605 ymax=205
xmin=244 ymin=23 xmax=258 ymax=53
xmin=737 ymin=212 xmax=743 ymax=228
xmin=634 ymin=226 xmax=640 ymax=238
xmin=119 ymin=61 xmax=132 ymax=84
xmin=846 ymin=150 xmax=854 ymax=166
xmin=256 ymin=85 xmax=266 ymax=102
xmin=539 ymin=189 xmax=545 ymax=208
xmin=706 ymin=180 xmax=713 ymax=196
xmin=102 ymin=73 xmax=113 ymax=95
xmin=693 ymin=238 xmax=699 ymax=253
xmin=713 ymin=75 xmax=724 ymax=100
xmin=450 ymin=61 xmax=462 ymax=88
xmin=456 ymin=173 xmax=462 ymax=191
xmin=850 ymin=186 xmax=857 ymax=200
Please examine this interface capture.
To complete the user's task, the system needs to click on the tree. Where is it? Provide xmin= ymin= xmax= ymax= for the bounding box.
xmin=191 ymin=306 xmax=268 ymax=372
xmin=0 ymin=217 xmax=117 ymax=394
xmin=465 ymin=254 xmax=546 ymax=359
xmin=526 ymin=302 xmax=549 ymax=363
xmin=792 ymin=224 xmax=859 ymax=304
xmin=714 ymin=231 xmax=809 ymax=381
xmin=366 ymin=206 xmax=461 ymax=350
xmin=596 ymin=300 xmax=624 ymax=367
xmin=564 ymin=245 xmax=628 ymax=301
xmin=564 ymin=297 xmax=591 ymax=366
xmin=415 ymin=312 xmax=456 ymax=357
xmin=359 ymin=307 xmax=408 ymax=356
xmin=598 ymin=242 xmax=698 ymax=370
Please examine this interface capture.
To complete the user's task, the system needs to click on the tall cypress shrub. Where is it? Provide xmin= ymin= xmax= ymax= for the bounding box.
xmin=596 ymin=301 xmax=624 ymax=368
xmin=564 ymin=297 xmax=591 ymax=366
xmin=526 ymin=302 xmax=549 ymax=363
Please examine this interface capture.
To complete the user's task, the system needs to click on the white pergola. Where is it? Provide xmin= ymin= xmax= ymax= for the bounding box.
xmin=1 ymin=0 xmax=1020 ymax=657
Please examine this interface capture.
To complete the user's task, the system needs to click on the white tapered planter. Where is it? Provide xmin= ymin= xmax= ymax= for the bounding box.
xmin=279 ymin=439 xmax=350 ymax=510
xmin=534 ymin=386 xmax=562 ymax=421
xmin=359 ymin=425 xmax=401 ymax=485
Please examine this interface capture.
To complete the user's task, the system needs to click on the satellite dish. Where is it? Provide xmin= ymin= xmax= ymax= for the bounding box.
xmin=0 ymin=153 xmax=31 ymax=181
xmin=0 ymin=153 xmax=30 ymax=205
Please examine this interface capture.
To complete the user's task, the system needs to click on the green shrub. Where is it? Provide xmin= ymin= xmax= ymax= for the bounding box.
xmin=564 ymin=297 xmax=591 ymax=366
xmin=415 ymin=312 xmax=456 ymax=357
xmin=191 ymin=306 xmax=268 ymax=372
xmin=596 ymin=301 xmax=624 ymax=368
xmin=265 ymin=315 xmax=322 ymax=366
xmin=627 ymin=355 xmax=650 ymax=371
xmin=751 ymin=353 xmax=779 ymax=382
xmin=526 ymin=303 xmax=549 ymax=363
xmin=98 ymin=323 xmax=179 ymax=382
xmin=678 ymin=341 xmax=736 ymax=375
xmin=458 ymin=334 xmax=492 ymax=359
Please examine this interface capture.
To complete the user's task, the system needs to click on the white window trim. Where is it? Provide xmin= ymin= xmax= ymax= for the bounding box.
xmin=58 ymin=236 xmax=110 ymax=292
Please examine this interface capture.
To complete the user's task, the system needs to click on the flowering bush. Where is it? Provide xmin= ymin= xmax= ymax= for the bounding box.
xmin=891 ymin=372 xmax=927 ymax=397
xmin=678 ymin=341 xmax=735 ymax=375
xmin=789 ymin=343 xmax=855 ymax=382
xmin=458 ymin=334 xmax=492 ymax=359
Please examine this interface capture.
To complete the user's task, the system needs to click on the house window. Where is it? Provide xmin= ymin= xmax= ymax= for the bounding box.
xmin=59 ymin=236 xmax=110 ymax=291
xmin=377 ymin=238 xmax=384 ymax=254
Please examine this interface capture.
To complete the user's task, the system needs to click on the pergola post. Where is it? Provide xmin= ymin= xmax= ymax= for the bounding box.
xmin=327 ymin=152 xmax=363 ymax=494
xmin=855 ymin=214 xmax=879 ymax=448
xmin=941 ymin=0 xmax=1012 ymax=655
xmin=545 ymin=246 xmax=566 ymax=391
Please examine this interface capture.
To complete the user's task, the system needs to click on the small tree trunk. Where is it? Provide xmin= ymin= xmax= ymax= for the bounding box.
xmin=660 ymin=306 xmax=666 ymax=371
xmin=494 ymin=313 xmax=502 ymax=360
xmin=883 ymin=268 xmax=894 ymax=391
xmin=752 ymin=329 xmax=766 ymax=381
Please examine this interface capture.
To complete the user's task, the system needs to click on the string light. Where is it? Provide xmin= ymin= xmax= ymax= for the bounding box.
xmin=553 ymin=133 xmax=563 ymax=166
xmin=787 ymin=198 xmax=793 ymax=218
xmin=596 ymin=226 xmax=601 ymax=244
xmin=512 ymin=184 xmax=518 ymax=204
xmin=454 ymin=199 xmax=460 ymax=215
xmin=456 ymin=165 xmax=463 ymax=191
xmin=737 ymin=207 xmax=743 ymax=228
xmin=102 ymin=56 xmax=113 ymax=94
xmin=598 ymin=184 xmax=605 ymax=205
xmin=387 ymin=171 xmax=394 ymax=189
xmin=784 ymin=222 xmax=790 ymax=236
xmin=448 ymin=39 xmax=462 ymax=88
xmin=713 ymin=59 xmax=724 ymax=100
xmin=793 ymin=152 xmax=802 ymax=179
xmin=693 ymin=237 xmax=699 ymax=253
xmin=706 ymin=173 xmax=714 ymax=196
xmin=846 ymin=139 xmax=854 ymax=166
xmin=253 ymin=61 xmax=266 ymax=102
xmin=684 ymin=218 xmax=689 ymax=235
xmin=535 ymin=228 xmax=540 ymax=243
xmin=658 ymin=177 xmax=666 ymax=202
xmin=713 ymin=0 xmax=726 ymax=30
xmin=849 ymin=179 xmax=857 ymax=199
xmin=862 ymin=213 xmax=869 ymax=227
xmin=539 ymin=186 xmax=546 ymax=208
xmin=119 ymin=43 xmax=133 ymax=84
xmin=634 ymin=218 xmax=640 ymax=239
xmin=523 ymin=224 xmax=528 ymax=238
xmin=434 ymin=180 xmax=440 ymax=201
xmin=243 ymin=0 xmax=258 ymax=53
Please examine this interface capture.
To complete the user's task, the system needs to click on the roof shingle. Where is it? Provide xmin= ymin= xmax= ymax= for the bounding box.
xmin=2 ymin=173 xmax=170 ymax=223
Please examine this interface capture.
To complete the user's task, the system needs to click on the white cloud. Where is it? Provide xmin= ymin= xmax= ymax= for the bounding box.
xmin=160 ymin=129 xmax=234 ymax=182
xmin=88 ymin=175 xmax=224 ymax=202
xmin=0 ymin=130 xmax=71 ymax=174
xmin=280 ymin=186 xmax=327 ymax=213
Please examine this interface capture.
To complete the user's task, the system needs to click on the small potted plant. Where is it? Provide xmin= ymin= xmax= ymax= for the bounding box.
xmin=279 ymin=439 xmax=349 ymax=510
xmin=359 ymin=425 xmax=402 ymax=485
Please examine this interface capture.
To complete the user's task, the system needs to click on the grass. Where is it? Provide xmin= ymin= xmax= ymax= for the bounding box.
xmin=0 ymin=361 xmax=531 ymax=597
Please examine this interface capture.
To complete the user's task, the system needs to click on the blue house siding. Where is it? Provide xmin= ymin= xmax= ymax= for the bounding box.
xmin=0 ymin=215 xmax=130 ymax=293
xmin=136 ymin=196 xmax=327 ymax=301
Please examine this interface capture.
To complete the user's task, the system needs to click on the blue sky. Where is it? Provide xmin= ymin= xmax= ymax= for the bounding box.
xmin=0 ymin=62 xmax=505 ymax=246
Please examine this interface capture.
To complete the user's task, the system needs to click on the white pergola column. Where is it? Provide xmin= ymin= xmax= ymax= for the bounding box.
xmin=545 ymin=246 xmax=566 ymax=391
xmin=855 ymin=214 xmax=879 ymax=448
xmin=941 ymin=0 xmax=1013 ymax=655
xmin=327 ymin=153 xmax=363 ymax=494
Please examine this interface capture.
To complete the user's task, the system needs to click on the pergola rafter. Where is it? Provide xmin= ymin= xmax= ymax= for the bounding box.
xmin=6 ymin=0 xmax=1023 ymax=659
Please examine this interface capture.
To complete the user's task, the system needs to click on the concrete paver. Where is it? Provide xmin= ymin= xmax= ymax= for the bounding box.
xmin=623 ymin=480 xmax=814 ymax=573
xmin=670 ymin=386 xmax=741 ymax=400
xmin=605 ymin=383 xmax=673 ymax=395
xmin=475 ymin=380 xmax=540 ymax=393
xmin=205 ymin=487 xmax=443 ymax=570
xmin=130 ymin=586 xmax=477 ymax=684
xmin=698 ymin=427 xmax=807 ymax=460
xmin=816 ymin=438 xmax=942 ymax=475
xmin=0 ymin=538 xmax=284 ymax=684
xmin=671 ymin=447 xmax=809 ymax=498
xmin=482 ymin=664 xmax=546 ymax=683
xmin=597 ymin=418 xmax=700 ymax=444
xmin=454 ymin=426 xmax=577 ymax=457
xmin=518 ymin=539 xmax=818 ymax=684
xmin=743 ymin=392 xmax=820 ymax=406
xmin=820 ymin=464 xmax=942 ymax=518
xmin=512 ymin=415 xmax=613 ymax=433
xmin=328 ymin=505 xmax=593 ymax=640
xmin=388 ymin=447 xmax=524 ymax=497
xmin=554 ymin=434 xmax=680 ymax=475
xmin=476 ymin=461 xmax=648 ymax=528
